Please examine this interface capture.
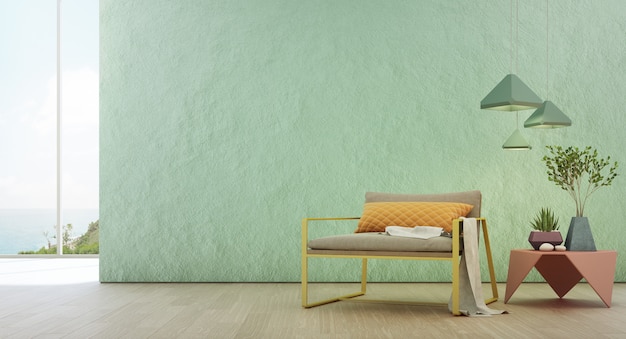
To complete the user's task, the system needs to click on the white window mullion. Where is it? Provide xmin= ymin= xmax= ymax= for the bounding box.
xmin=56 ymin=0 xmax=63 ymax=255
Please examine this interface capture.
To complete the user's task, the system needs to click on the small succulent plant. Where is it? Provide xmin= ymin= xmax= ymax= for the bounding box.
xmin=530 ymin=208 xmax=560 ymax=232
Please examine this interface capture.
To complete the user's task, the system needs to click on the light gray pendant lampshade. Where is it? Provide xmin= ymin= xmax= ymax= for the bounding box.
xmin=481 ymin=74 xmax=543 ymax=111
xmin=524 ymin=100 xmax=571 ymax=128
xmin=502 ymin=128 xmax=532 ymax=150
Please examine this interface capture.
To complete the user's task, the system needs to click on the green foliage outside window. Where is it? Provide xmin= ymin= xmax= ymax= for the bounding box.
xmin=19 ymin=220 xmax=99 ymax=254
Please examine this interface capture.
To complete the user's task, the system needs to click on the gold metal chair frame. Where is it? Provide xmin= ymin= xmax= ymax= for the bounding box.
xmin=301 ymin=217 xmax=498 ymax=315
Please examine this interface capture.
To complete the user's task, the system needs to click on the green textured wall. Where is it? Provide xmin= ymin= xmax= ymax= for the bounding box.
xmin=100 ymin=0 xmax=626 ymax=282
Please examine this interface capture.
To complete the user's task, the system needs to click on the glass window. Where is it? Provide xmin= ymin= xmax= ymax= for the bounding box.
xmin=0 ymin=0 xmax=98 ymax=255
xmin=61 ymin=0 xmax=99 ymax=255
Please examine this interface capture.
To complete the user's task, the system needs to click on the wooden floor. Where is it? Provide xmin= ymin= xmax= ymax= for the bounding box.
xmin=1 ymin=259 xmax=625 ymax=338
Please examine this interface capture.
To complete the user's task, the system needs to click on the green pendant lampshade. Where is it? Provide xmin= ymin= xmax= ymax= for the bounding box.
xmin=481 ymin=74 xmax=543 ymax=111
xmin=524 ymin=100 xmax=572 ymax=128
xmin=502 ymin=128 xmax=532 ymax=150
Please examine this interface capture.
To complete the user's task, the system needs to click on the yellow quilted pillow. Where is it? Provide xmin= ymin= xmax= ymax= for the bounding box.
xmin=355 ymin=202 xmax=473 ymax=233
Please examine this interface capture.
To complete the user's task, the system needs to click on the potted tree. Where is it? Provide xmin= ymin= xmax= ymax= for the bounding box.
xmin=542 ymin=146 xmax=619 ymax=251
xmin=528 ymin=207 xmax=563 ymax=250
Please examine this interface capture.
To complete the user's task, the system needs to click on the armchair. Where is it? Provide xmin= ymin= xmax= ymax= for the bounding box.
xmin=301 ymin=190 xmax=498 ymax=315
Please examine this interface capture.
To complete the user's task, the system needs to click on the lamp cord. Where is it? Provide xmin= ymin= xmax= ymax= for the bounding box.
xmin=510 ymin=0 xmax=513 ymax=73
xmin=515 ymin=0 xmax=519 ymax=74
xmin=546 ymin=0 xmax=549 ymax=100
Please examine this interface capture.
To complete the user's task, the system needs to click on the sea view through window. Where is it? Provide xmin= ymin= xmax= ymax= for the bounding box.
xmin=0 ymin=0 xmax=99 ymax=255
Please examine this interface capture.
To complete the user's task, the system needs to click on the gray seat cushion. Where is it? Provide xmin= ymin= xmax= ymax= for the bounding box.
xmin=308 ymin=233 xmax=452 ymax=252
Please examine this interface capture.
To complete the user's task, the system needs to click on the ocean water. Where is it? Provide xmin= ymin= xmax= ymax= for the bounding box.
xmin=0 ymin=209 xmax=99 ymax=255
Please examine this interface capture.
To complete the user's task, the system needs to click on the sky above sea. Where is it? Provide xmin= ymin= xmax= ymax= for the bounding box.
xmin=0 ymin=0 xmax=99 ymax=209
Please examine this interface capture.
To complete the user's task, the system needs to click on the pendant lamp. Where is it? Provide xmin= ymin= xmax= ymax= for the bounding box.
xmin=524 ymin=101 xmax=571 ymax=128
xmin=481 ymin=74 xmax=542 ymax=111
xmin=503 ymin=113 xmax=531 ymax=150
xmin=481 ymin=0 xmax=542 ymax=112
xmin=503 ymin=129 xmax=532 ymax=150
xmin=524 ymin=0 xmax=571 ymax=128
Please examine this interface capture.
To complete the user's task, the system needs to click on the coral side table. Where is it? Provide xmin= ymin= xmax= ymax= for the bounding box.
xmin=505 ymin=249 xmax=617 ymax=307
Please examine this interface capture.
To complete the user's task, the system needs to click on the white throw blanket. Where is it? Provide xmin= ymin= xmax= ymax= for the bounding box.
xmin=385 ymin=226 xmax=443 ymax=239
xmin=448 ymin=217 xmax=507 ymax=316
